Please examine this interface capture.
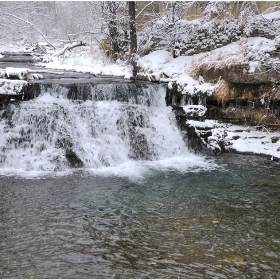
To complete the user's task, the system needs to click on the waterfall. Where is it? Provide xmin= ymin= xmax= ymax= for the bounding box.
xmin=0 ymin=81 xmax=192 ymax=173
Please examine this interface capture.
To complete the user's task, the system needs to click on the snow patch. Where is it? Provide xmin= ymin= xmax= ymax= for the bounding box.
xmin=38 ymin=46 xmax=132 ymax=79
xmin=183 ymin=105 xmax=207 ymax=117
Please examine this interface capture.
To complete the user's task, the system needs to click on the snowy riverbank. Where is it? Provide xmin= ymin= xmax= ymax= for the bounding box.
xmin=37 ymin=38 xmax=280 ymax=159
xmin=1 ymin=34 xmax=280 ymax=160
xmin=187 ymin=119 xmax=280 ymax=160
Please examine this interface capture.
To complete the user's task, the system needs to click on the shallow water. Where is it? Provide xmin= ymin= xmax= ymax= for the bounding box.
xmin=0 ymin=154 xmax=280 ymax=279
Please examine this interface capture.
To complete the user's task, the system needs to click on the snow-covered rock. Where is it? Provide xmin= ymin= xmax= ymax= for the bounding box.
xmin=0 ymin=79 xmax=27 ymax=95
xmin=5 ymin=67 xmax=31 ymax=80
xmin=183 ymin=105 xmax=207 ymax=119
xmin=186 ymin=119 xmax=280 ymax=159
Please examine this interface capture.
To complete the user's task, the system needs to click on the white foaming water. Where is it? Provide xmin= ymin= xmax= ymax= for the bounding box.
xmin=0 ymin=82 xmax=215 ymax=177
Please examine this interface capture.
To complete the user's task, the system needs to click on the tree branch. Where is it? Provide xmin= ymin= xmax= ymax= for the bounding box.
xmin=136 ymin=1 xmax=153 ymax=20
xmin=55 ymin=42 xmax=87 ymax=57
xmin=0 ymin=10 xmax=56 ymax=49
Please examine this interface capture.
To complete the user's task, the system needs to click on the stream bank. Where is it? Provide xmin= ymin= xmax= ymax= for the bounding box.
xmin=1 ymin=51 xmax=280 ymax=160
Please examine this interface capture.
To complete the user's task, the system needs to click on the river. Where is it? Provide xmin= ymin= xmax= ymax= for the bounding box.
xmin=0 ymin=58 xmax=280 ymax=278
xmin=0 ymin=154 xmax=280 ymax=278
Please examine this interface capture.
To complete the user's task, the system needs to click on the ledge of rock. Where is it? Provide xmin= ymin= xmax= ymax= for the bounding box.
xmin=197 ymin=63 xmax=280 ymax=84
xmin=0 ymin=79 xmax=27 ymax=95
xmin=185 ymin=119 xmax=280 ymax=160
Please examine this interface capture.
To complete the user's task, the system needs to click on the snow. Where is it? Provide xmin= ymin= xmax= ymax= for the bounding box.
xmin=191 ymin=37 xmax=276 ymax=75
xmin=37 ymin=46 xmax=132 ymax=79
xmin=226 ymin=125 xmax=280 ymax=160
xmin=137 ymin=50 xmax=217 ymax=95
xmin=138 ymin=50 xmax=172 ymax=67
xmin=5 ymin=67 xmax=31 ymax=80
xmin=44 ymin=57 xmax=131 ymax=78
xmin=0 ymin=79 xmax=27 ymax=95
xmin=183 ymin=105 xmax=207 ymax=117
xmin=0 ymin=44 xmax=26 ymax=53
xmin=187 ymin=119 xmax=280 ymax=159
xmin=263 ymin=10 xmax=280 ymax=20
xmin=1 ymin=26 xmax=279 ymax=160
xmin=187 ymin=119 xmax=216 ymax=129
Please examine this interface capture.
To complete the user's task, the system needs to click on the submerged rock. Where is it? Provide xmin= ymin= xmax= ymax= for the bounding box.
xmin=226 ymin=254 xmax=244 ymax=264
xmin=65 ymin=149 xmax=84 ymax=168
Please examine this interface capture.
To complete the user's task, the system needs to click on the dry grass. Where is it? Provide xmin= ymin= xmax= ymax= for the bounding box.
xmin=214 ymin=79 xmax=231 ymax=106
xmin=225 ymin=106 xmax=280 ymax=128
xmin=190 ymin=37 xmax=248 ymax=79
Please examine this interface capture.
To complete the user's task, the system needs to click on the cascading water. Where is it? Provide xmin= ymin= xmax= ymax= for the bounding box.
xmin=0 ymin=81 xmax=198 ymax=174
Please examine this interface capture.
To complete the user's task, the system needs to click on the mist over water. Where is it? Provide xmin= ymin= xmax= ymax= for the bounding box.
xmin=0 ymin=82 xmax=211 ymax=177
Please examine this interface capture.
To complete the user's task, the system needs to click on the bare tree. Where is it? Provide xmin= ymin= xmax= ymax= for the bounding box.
xmin=0 ymin=10 xmax=56 ymax=49
xmin=0 ymin=1 xmax=103 ymax=48
xmin=101 ymin=1 xmax=128 ymax=59
xmin=136 ymin=1 xmax=196 ymax=54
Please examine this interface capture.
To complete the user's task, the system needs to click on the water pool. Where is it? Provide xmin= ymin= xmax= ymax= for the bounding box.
xmin=0 ymin=154 xmax=279 ymax=278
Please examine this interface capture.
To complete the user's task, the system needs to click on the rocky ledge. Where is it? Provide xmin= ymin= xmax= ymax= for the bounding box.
xmin=173 ymin=104 xmax=280 ymax=160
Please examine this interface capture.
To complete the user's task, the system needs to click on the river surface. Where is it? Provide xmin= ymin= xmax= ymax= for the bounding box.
xmin=0 ymin=59 xmax=280 ymax=278
xmin=0 ymin=154 xmax=280 ymax=279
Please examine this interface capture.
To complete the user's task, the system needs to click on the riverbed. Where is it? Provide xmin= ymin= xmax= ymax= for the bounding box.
xmin=0 ymin=154 xmax=279 ymax=278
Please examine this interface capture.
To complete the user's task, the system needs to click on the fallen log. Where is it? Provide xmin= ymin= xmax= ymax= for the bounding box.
xmin=55 ymin=41 xmax=87 ymax=57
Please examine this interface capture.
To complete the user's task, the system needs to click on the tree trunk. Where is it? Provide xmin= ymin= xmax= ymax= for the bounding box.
xmin=109 ymin=19 xmax=119 ymax=55
xmin=128 ymin=1 xmax=138 ymax=77
xmin=101 ymin=2 xmax=120 ymax=58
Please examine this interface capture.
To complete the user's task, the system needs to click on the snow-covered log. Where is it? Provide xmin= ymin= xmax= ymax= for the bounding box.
xmin=54 ymin=42 xmax=87 ymax=57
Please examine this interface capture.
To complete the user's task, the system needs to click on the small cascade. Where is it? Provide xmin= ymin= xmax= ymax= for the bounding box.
xmin=0 ymin=81 xmax=190 ymax=172
xmin=180 ymin=94 xmax=186 ymax=106
xmin=187 ymin=96 xmax=193 ymax=106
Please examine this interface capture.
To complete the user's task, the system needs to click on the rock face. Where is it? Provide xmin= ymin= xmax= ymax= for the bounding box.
xmin=171 ymin=105 xmax=215 ymax=155
xmin=0 ymin=52 xmax=37 ymax=63
xmin=172 ymin=18 xmax=275 ymax=58
xmin=198 ymin=63 xmax=280 ymax=85
xmin=185 ymin=119 xmax=280 ymax=159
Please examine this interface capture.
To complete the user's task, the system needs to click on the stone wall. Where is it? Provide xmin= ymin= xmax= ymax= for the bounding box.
xmin=173 ymin=19 xmax=275 ymax=58
xmin=136 ymin=1 xmax=278 ymax=57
